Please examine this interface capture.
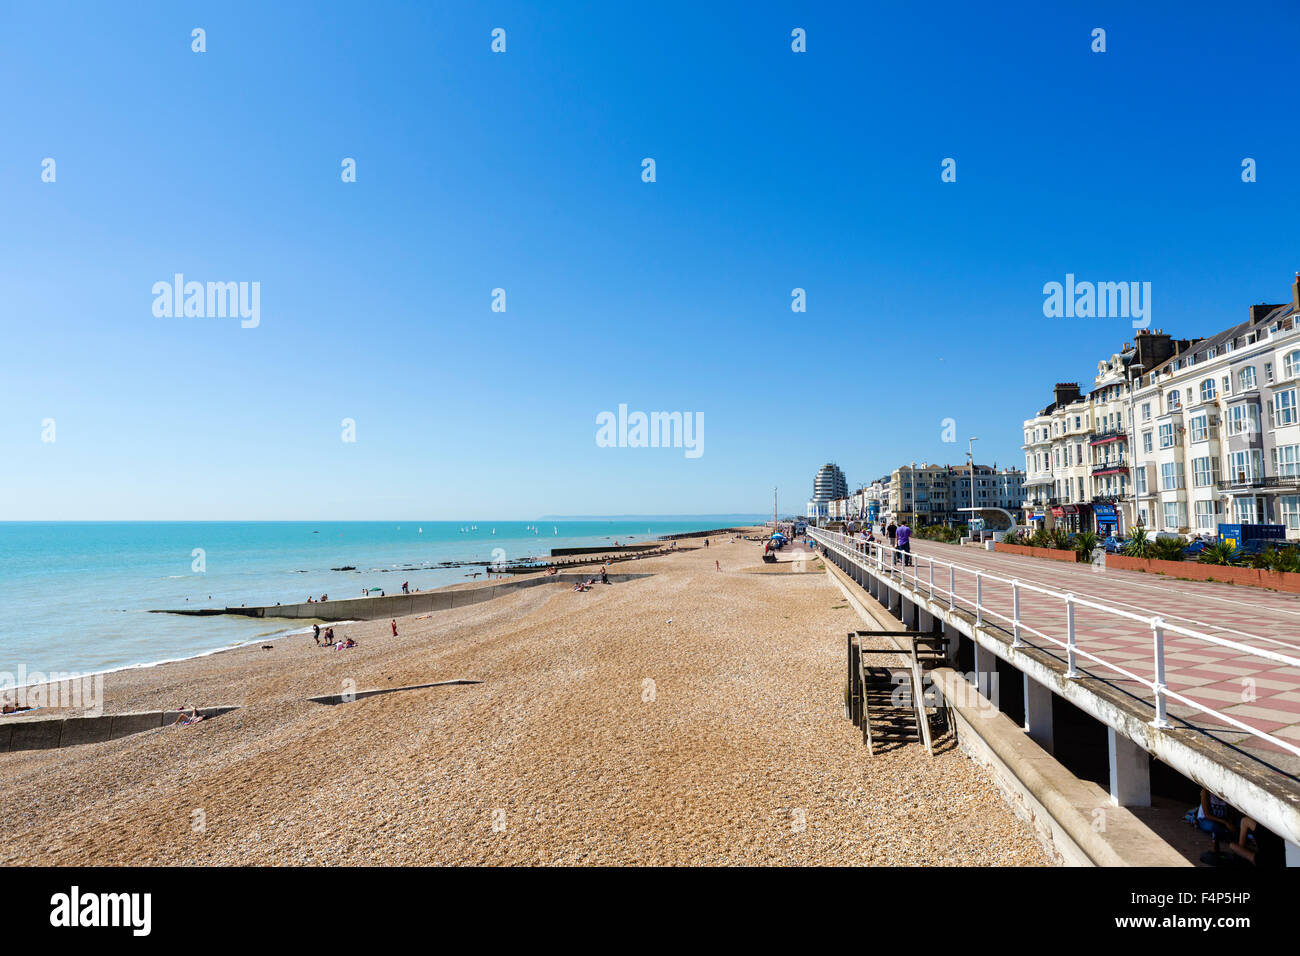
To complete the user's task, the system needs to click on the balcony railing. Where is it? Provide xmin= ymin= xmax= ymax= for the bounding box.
xmin=1214 ymin=474 xmax=1300 ymax=492
xmin=1088 ymin=429 xmax=1128 ymax=445
xmin=1091 ymin=460 xmax=1129 ymax=475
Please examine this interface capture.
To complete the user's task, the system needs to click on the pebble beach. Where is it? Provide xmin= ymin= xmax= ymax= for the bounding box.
xmin=0 ymin=533 xmax=1049 ymax=866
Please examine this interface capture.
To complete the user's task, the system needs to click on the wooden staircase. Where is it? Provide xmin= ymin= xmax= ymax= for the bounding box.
xmin=846 ymin=630 xmax=951 ymax=755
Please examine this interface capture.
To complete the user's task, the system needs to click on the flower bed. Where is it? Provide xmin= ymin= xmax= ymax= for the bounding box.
xmin=993 ymin=542 xmax=1083 ymax=563
xmin=1105 ymin=554 xmax=1300 ymax=593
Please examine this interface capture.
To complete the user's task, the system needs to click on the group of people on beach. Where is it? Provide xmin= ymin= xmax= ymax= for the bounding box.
xmin=573 ymin=565 xmax=611 ymax=591
xmin=311 ymin=623 xmax=356 ymax=651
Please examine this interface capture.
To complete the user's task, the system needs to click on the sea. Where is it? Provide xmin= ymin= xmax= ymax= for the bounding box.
xmin=0 ymin=518 xmax=760 ymax=682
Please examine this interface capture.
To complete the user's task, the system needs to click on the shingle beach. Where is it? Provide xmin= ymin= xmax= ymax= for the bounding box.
xmin=0 ymin=533 xmax=1048 ymax=866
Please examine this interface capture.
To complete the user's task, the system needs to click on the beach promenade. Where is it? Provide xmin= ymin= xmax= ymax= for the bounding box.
xmin=902 ymin=538 xmax=1300 ymax=771
xmin=0 ymin=534 xmax=1046 ymax=866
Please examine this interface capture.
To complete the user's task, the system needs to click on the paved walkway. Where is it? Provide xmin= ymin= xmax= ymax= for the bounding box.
xmin=858 ymin=538 xmax=1300 ymax=777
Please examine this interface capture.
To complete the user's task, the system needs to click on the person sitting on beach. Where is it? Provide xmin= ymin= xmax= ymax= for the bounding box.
xmin=173 ymin=706 xmax=205 ymax=726
xmin=600 ymin=567 xmax=609 ymax=584
xmin=1197 ymin=787 xmax=1235 ymax=844
xmin=336 ymin=637 xmax=357 ymax=650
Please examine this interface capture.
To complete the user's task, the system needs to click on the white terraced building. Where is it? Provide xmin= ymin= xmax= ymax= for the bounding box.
xmin=1022 ymin=271 xmax=1300 ymax=540
xmin=1131 ymin=275 xmax=1300 ymax=539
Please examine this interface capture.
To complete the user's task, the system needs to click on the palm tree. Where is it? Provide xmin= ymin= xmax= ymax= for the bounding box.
xmin=1121 ymin=527 xmax=1153 ymax=559
xmin=1150 ymin=537 xmax=1187 ymax=562
xmin=1073 ymin=531 xmax=1099 ymax=561
xmin=1199 ymin=541 xmax=1242 ymax=566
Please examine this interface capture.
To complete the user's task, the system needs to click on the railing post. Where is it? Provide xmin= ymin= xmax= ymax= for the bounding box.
xmin=1064 ymin=593 xmax=1079 ymax=678
xmin=1150 ymin=617 xmax=1171 ymax=728
xmin=975 ymin=572 xmax=983 ymax=626
xmin=948 ymin=566 xmax=955 ymax=609
xmin=1011 ymin=580 xmax=1022 ymax=647
xmin=928 ymin=560 xmax=934 ymax=599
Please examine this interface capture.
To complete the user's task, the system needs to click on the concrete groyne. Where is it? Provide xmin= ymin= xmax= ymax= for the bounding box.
xmin=1 ymin=706 xmax=239 ymax=752
xmin=550 ymin=543 xmax=659 ymax=556
xmin=153 ymin=572 xmax=653 ymax=621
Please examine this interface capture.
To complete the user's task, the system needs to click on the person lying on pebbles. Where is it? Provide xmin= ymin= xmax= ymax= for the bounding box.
xmin=172 ymin=706 xmax=205 ymax=727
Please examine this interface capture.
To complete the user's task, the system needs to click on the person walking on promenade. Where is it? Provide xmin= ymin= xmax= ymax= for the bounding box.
xmin=896 ymin=520 xmax=913 ymax=568
xmin=886 ymin=521 xmax=898 ymax=562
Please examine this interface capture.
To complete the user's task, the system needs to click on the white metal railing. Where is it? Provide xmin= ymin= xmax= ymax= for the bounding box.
xmin=809 ymin=527 xmax=1300 ymax=759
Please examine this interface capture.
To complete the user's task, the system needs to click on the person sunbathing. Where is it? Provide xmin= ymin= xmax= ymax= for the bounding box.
xmin=173 ymin=706 xmax=205 ymax=726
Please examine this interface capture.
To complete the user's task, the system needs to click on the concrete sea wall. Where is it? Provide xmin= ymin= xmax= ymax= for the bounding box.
xmin=155 ymin=573 xmax=653 ymax=621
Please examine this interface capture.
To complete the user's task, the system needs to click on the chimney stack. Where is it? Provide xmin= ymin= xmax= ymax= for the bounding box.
xmin=1293 ymin=271 xmax=1300 ymax=310
xmin=1053 ymin=382 xmax=1082 ymax=406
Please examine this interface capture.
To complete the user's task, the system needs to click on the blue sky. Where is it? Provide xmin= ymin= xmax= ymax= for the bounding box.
xmin=2 ymin=1 xmax=1298 ymax=519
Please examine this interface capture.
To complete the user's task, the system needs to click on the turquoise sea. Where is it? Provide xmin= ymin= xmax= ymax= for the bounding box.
xmin=0 ymin=518 xmax=759 ymax=681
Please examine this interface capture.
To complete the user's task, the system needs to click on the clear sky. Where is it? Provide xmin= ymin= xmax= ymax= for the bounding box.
xmin=2 ymin=1 xmax=1298 ymax=519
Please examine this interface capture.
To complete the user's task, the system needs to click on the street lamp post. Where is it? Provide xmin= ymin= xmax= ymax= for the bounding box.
xmin=1126 ymin=363 xmax=1146 ymax=535
xmin=910 ymin=460 xmax=916 ymax=527
xmin=968 ymin=437 xmax=979 ymax=538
